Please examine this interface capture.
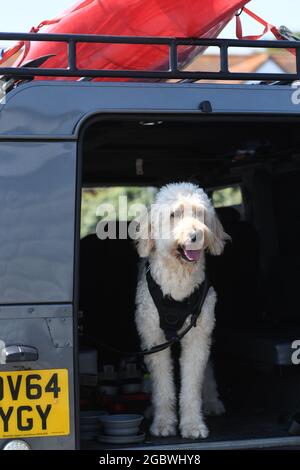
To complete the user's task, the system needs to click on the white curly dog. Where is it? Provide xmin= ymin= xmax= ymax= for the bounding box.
xmin=135 ymin=182 xmax=229 ymax=439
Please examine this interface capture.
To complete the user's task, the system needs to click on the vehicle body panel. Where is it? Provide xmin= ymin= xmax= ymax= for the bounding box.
xmin=0 ymin=141 xmax=76 ymax=304
xmin=0 ymin=80 xmax=299 ymax=450
xmin=0 ymin=82 xmax=299 ymax=138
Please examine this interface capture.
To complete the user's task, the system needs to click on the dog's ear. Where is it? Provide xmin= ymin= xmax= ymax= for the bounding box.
xmin=206 ymin=210 xmax=230 ymax=256
xmin=134 ymin=210 xmax=155 ymax=258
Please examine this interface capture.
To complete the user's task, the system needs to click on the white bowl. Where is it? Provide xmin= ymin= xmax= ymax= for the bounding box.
xmin=98 ymin=414 xmax=144 ymax=436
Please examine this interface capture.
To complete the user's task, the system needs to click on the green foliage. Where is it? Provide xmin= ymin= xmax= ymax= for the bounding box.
xmin=81 ymin=187 xmax=156 ymax=238
xmin=212 ymin=186 xmax=242 ymax=208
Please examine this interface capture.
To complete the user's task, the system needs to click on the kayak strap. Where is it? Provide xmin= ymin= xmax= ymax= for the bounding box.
xmin=236 ymin=7 xmax=296 ymax=57
xmin=0 ymin=15 xmax=66 ymax=67
xmin=0 ymin=1 xmax=94 ymax=67
xmin=0 ymin=42 xmax=24 ymax=67
xmin=236 ymin=7 xmax=277 ymax=40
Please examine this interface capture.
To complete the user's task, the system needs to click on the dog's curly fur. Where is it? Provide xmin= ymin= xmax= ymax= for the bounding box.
xmin=135 ymin=182 xmax=228 ymax=438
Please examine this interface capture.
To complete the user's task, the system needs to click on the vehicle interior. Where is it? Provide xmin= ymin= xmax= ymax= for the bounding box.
xmin=77 ymin=114 xmax=300 ymax=449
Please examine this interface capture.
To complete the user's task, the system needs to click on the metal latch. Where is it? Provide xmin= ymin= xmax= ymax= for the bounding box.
xmin=279 ymin=26 xmax=300 ymax=42
xmin=0 ymin=345 xmax=39 ymax=363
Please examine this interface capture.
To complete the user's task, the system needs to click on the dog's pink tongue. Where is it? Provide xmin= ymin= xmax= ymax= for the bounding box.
xmin=184 ymin=249 xmax=201 ymax=261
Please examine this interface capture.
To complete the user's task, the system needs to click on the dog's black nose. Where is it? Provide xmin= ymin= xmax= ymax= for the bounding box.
xmin=191 ymin=233 xmax=197 ymax=243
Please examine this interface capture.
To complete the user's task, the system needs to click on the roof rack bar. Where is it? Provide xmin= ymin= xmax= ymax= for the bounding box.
xmin=1 ymin=32 xmax=300 ymax=48
xmin=169 ymin=40 xmax=178 ymax=73
xmin=220 ymin=44 xmax=229 ymax=74
xmin=0 ymin=32 xmax=299 ymax=82
xmin=68 ymin=40 xmax=77 ymax=71
xmin=0 ymin=66 xmax=298 ymax=81
xmin=296 ymin=47 xmax=300 ymax=78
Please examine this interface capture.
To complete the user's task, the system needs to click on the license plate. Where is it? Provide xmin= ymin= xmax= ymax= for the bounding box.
xmin=0 ymin=369 xmax=70 ymax=438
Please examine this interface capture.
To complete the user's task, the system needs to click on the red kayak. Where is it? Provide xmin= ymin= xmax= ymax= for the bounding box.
xmin=1 ymin=0 xmax=278 ymax=81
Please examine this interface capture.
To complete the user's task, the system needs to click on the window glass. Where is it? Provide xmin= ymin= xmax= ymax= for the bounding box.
xmin=81 ymin=187 xmax=157 ymax=238
xmin=212 ymin=186 xmax=243 ymax=208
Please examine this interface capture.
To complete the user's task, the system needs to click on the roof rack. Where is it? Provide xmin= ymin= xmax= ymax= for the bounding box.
xmin=0 ymin=32 xmax=300 ymax=82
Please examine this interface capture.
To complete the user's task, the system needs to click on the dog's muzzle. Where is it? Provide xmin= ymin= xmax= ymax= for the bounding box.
xmin=178 ymin=245 xmax=202 ymax=262
xmin=177 ymin=228 xmax=204 ymax=262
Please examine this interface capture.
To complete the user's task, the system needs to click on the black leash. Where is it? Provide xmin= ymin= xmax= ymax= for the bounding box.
xmin=86 ymin=276 xmax=210 ymax=357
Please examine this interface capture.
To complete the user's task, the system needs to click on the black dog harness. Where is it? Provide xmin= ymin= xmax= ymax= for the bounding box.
xmin=146 ymin=261 xmax=210 ymax=342
xmin=87 ymin=263 xmax=211 ymax=357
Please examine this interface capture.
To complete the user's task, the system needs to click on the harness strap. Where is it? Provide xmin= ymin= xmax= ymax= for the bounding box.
xmin=146 ymin=262 xmax=209 ymax=340
xmin=86 ymin=272 xmax=210 ymax=357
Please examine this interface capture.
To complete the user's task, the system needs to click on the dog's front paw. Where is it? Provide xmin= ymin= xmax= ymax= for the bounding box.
xmin=180 ymin=419 xmax=209 ymax=439
xmin=150 ymin=416 xmax=177 ymax=437
xmin=203 ymin=398 xmax=226 ymax=416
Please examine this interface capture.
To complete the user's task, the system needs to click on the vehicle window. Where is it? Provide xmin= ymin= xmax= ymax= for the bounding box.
xmin=81 ymin=187 xmax=157 ymax=238
xmin=212 ymin=186 xmax=243 ymax=209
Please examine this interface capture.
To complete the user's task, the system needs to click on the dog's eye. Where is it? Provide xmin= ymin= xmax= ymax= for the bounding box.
xmin=170 ymin=208 xmax=182 ymax=219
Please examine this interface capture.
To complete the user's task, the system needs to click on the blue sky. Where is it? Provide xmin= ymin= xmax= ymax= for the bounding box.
xmin=0 ymin=0 xmax=300 ymax=43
